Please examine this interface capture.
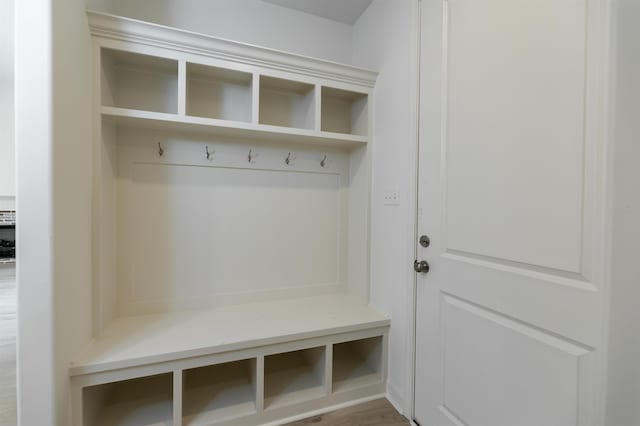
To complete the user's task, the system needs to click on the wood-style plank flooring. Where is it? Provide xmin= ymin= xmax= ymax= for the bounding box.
xmin=285 ymin=399 xmax=409 ymax=426
xmin=0 ymin=265 xmax=16 ymax=426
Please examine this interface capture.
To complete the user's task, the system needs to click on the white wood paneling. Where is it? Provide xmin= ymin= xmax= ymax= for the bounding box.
xmin=111 ymin=130 xmax=351 ymax=315
xmin=88 ymin=14 xmax=376 ymax=325
xmin=83 ymin=13 xmax=382 ymax=425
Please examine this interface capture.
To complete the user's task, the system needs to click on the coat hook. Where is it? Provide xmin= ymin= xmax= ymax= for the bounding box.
xmin=248 ymin=149 xmax=253 ymax=163
xmin=205 ymin=145 xmax=212 ymax=160
xmin=285 ymin=152 xmax=296 ymax=165
xmin=158 ymin=142 xmax=164 ymax=157
xmin=320 ymin=155 xmax=327 ymax=168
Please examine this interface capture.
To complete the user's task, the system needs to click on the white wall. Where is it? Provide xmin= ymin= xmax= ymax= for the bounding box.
xmin=0 ymin=0 xmax=15 ymax=210
xmin=15 ymin=0 xmax=56 ymax=422
xmin=352 ymin=0 xmax=417 ymax=415
xmin=52 ymin=0 xmax=94 ymax=423
xmin=16 ymin=0 xmax=93 ymax=424
xmin=85 ymin=0 xmax=112 ymax=13
xmin=88 ymin=0 xmax=354 ymax=64
xmin=606 ymin=0 xmax=640 ymax=424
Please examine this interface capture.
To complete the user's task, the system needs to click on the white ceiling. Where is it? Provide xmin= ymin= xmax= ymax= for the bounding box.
xmin=261 ymin=0 xmax=373 ymax=25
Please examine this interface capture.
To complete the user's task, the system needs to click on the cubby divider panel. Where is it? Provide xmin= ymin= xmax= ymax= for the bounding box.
xmin=186 ymin=64 xmax=253 ymax=122
xmin=332 ymin=336 xmax=383 ymax=393
xmin=259 ymin=76 xmax=315 ymax=130
xmin=101 ymin=49 xmax=179 ymax=114
xmin=82 ymin=373 xmax=173 ymax=426
xmin=264 ymin=347 xmax=326 ymax=410
xmin=321 ymin=87 xmax=368 ymax=136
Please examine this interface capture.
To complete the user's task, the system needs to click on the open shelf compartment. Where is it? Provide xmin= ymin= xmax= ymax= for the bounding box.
xmin=101 ymin=48 xmax=179 ymax=114
xmin=321 ymin=86 xmax=368 ymax=136
xmin=332 ymin=336 xmax=383 ymax=393
xmin=186 ymin=63 xmax=253 ymax=122
xmin=259 ymin=76 xmax=315 ymax=130
xmin=182 ymin=358 xmax=257 ymax=425
xmin=82 ymin=373 xmax=173 ymax=426
xmin=264 ymin=346 xmax=326 ymax=410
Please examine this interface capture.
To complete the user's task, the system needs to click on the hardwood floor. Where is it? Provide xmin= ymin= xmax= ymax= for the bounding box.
xmin=285 ymin=399 xmax=409 ymax=426
xmin=0 ymin=265 xmax=16 ymax=426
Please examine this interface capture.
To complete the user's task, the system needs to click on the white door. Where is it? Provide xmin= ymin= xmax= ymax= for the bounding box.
xmin=414 ymin=0 xmax=611 ymax=425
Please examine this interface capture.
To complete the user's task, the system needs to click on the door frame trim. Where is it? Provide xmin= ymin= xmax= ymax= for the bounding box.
xmin=406 ymin=0 xmax=422 ymax=420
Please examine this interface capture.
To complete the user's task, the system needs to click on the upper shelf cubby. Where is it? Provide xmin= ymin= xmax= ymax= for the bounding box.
xmin=321 ymin=87 xmax=368 ymax=136
xmin=94 ymin=12 xmax=376 ymax=147
xmin=186 ymin=63 xmax=253 ymax=122
xmin=101 ymin=48 xmax=178 ymax=114
xmin=259 ymin=76 xmax=315 ymax=130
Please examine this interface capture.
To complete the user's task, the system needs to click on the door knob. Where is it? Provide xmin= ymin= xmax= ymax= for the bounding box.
xmin=414 ymin=260 xmax=430 ymax=273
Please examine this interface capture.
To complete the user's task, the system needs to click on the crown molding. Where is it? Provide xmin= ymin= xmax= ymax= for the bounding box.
xmin=87 ymin=11 xmax=378 ymax=88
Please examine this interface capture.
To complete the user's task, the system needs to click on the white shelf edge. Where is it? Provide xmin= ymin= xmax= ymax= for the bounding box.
xmin=70 ymin=321 xmax=389 ymax=377
xmin=102 ymin=106 xmax=368 ymax=147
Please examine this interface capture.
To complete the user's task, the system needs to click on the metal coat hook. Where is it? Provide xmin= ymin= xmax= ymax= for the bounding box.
xmin=158 ymin=142 xmax=164 ymax=157
xmin=205 ymin=145 xmax=212 ymax=160
xmin=248 ymin=149 xmax=253 ymax=163
xmin=285 ymin=152 xmax=292 ymax=165
xmin=320 ymin=155 xmax=327 ymax=168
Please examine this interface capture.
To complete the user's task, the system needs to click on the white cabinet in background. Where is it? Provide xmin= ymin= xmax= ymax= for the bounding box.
xmin=71 ymin=12 xmax=387 ymax=426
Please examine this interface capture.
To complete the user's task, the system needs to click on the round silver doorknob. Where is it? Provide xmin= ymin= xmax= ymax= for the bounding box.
xmin=414 ymin=260 xmax=430 ymax=273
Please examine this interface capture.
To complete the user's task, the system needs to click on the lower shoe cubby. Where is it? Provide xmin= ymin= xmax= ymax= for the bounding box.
xmin=182 ymin=358 xmax=258 ymax=425
xmin=75 ymin=331 xmax=387 ymax=426
xmin=82 ymin=373 xmax=174 ymax=426
xmin=264 ymin=346 xmax=326 ymax=410
xmin=332 ymin=336 xmax=383 ymax=393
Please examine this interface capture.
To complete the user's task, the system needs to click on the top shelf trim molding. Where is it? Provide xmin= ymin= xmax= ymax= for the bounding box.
xmin=87 ymin=11 xmax=378 ymax=88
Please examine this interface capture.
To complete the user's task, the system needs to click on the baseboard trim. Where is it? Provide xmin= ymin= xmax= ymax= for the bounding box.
xmin=386 ymin=381 xmax=406 ymax=416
